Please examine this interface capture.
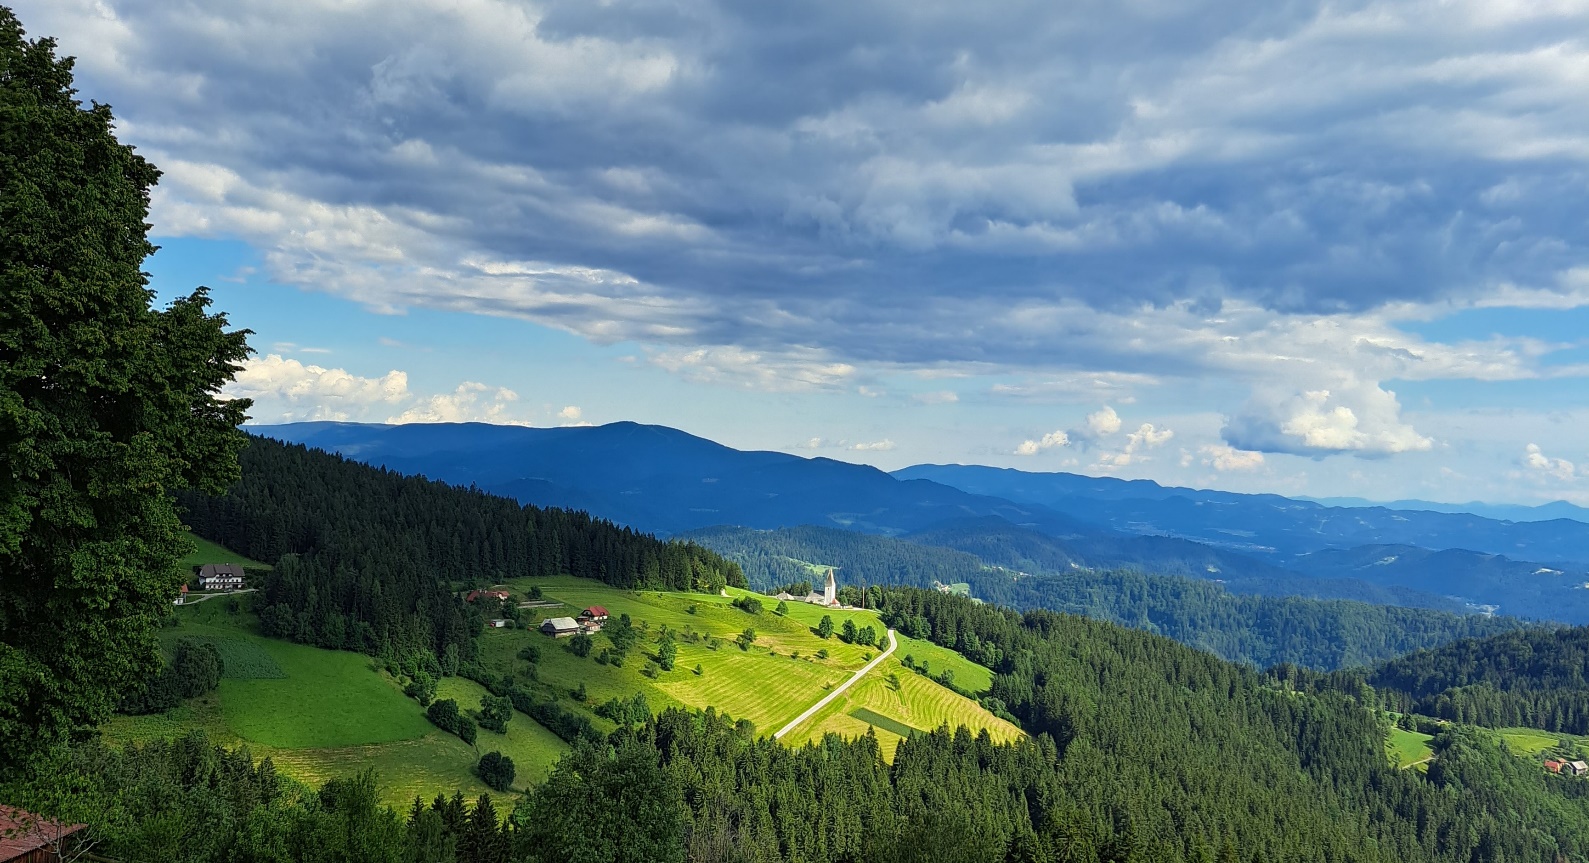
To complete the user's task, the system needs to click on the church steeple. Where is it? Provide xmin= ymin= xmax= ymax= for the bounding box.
xmin=823 ymin=568 xmax=837 ymax=606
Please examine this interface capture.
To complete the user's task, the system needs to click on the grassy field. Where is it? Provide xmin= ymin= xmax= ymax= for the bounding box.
xmin=109 ymin=572 xmax=1016 ymax=807
xmin=178 ymin=532 xmax=271 ymax=571
xmin=496 ymin=576 xmax=1016 ymax=752
xmin=780 ymin=648 xmax=1024 ymax=757
xmin=1498 ymin=728 xmax=1562 ymax=757
xmin=1385 ymin=727 xmax=1434 ymax=770
xmin=108 ymin=597 xmax=568 ymax=804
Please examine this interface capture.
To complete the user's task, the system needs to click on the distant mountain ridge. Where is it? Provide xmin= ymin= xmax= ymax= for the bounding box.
xmin=894 ymin=463 xmax=1589 ymax=562
xmin=1301 ymin=495 xmax=1589 ymax=524
xmin=250 ymin=421 xmax=1589 ymax=623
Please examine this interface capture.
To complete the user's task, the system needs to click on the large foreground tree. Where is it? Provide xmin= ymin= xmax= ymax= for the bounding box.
xmin=0 ymin=7 xmax=251 ymax=774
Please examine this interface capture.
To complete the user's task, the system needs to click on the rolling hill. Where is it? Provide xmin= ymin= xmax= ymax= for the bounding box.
xmin=247 ymin=422 xmax=1589 ymax=623
xmin=108 ymin=556 xmax=1014 ymax=803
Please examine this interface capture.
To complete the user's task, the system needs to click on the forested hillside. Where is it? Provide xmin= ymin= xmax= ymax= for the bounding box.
xmin=1368 ymin=626 xmax=1589 ymax=733
xmin=907 ymin=517 xmax=1477 ymax=612
xmin=26 ymin=586 xmax=1589 ymax=862
xmin=681 ymin=524 xmax=989 ymax=590
xmin=688 ymin=523 xmax=1524 ymax=670
xmin=176 ymin=436 xmax=744 ymax=660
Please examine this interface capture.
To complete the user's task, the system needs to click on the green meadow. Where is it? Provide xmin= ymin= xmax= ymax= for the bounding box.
xmin=178 ymin=531 xmax=271 ymax=571
xmin=494 ymin=576 xmax=1015 ymax=752
xmin=110 ymin=596 xmax=568 ymax=803
xmin=1385 ymin=726 xmax=1434 ymax=771
xmin=108 ymin=562 xmax=1016 ymax=805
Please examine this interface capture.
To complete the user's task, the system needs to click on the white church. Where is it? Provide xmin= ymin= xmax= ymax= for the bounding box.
xmin=775 ymin=568 xmax=841 ymax=608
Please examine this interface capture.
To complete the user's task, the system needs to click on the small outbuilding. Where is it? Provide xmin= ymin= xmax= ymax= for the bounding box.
xmin=540 ymin=617 xmax=581 ymax=638
xmin=1546 ymin=759 xmax=1564 ymax=773
xmin=466 ymin=589 xmax=511 ymax=604
xmin=1565 ymin=760 xmax=1589 ymax=777
xmin=0 ymin=805 xmax=87 ymax=863
xmin=579 ymin=605 xmax=609 ymax=623
xmin=487 ymin=618 xmax=511 ymax=629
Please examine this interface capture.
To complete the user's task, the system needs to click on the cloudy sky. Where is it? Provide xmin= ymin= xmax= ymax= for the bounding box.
xmin=23 ymin=0 xmax=1589 ymax=504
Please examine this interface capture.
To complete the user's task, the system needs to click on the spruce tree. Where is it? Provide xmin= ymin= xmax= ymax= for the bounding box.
xmin=0 ymin=7 xmax=251 ymax=774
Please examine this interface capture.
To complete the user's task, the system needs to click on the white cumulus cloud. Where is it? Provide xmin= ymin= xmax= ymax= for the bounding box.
xmin=1015 ymin=430 xmax=1071 ymax=456
xmin=1522 ymin=443 xmax=1577 ymax=481
xmin=1223 ymin=380 xmax=1432 ymax=457
xmin=1199 ymin=444 xmax=1266 ymax=472
xmin=389 ymin=382 xmax=524 ymax=425
xmin=228 ymin=354 xmax=409 ymax=421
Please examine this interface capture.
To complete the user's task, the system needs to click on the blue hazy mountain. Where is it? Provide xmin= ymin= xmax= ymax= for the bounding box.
xmin=894 ymin=464 xmax=1589 ymax=562
xmin=249 ymin=421 xmax=1067 ymax=536
xmin=1299 ymin=495 xmax=1589 ymax=524
xmin=251 ymin=422 xmax=1589 ymax=621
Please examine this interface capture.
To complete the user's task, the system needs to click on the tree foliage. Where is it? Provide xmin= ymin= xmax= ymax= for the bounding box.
xmin=1366 ymin=625 xmax=1589 ymax=733
xmin=179 ymin=436 xmax=744 ymax=661
xmin=477 ymin=751 xmax=515 ymax=792
xmin=0 ymin=9 xmax=252 ymax=773
xmin=117 ymin=639 xmax=224 ymax=715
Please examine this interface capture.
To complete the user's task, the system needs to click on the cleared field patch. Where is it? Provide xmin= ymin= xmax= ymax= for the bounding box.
xmin=894 ymin=633 xmax=995 ymax=695
xmin=176 ymin=635 xmax=286 ymax=679
xmin=218 ymin=639 xmax=432 ymax=749
xmin=179 ymin=532 xmax=271 ymax=571
xmin=656 ymin=642 xmax=848 ymax=733
xmin=1498 ymin=728 xmax=1568 ymax=757
xmin=1385 ymin=727 xmax=1434 ymax=770
xmin=786 ymin=654 xmax=1023 ymax=758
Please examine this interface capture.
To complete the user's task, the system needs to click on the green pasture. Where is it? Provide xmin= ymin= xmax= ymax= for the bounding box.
xmin=112 ymin=572 xmax=1017 ymax=803
xmin=109 ymin=600 xmax=566 ymax=805
xmin=500 ymin=576 xmax=1014 ymax=747
xmin=851 ymin=708 xmax=917 ymax=740
xmin=178 ymin=532 xmax=270 ymax=571
xmin=1385 ymin=727 xmax=1434 ymax=770
xmin=783 ymin=651 xmax=1023 ymax=757
xmin=1497 ymin=728 xmax=1561 ymax=757
xmin=893 ymin=633 xmax=995 ymax=695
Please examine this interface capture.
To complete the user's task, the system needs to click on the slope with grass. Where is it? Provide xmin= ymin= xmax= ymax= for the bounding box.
xmin=481 ymin=576 xmax=1015 ymax=754
xmin=105 ymin=598 xmax=569 ymax=804
xmin=178 ymin=532 xmax=271 ymax=572
xmin=110 ymin=574 xmax=1011 ymax=809
xmin=1386 ymin=726 xmax=1434 ymax=771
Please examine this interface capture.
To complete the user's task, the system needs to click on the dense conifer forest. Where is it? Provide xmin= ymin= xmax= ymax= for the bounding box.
xmin=15 ymin=589 xmax=1589 ymax=862
xmin=688 ymin=524 xmax=1523 ymax=670
xmin=1367 ymin=626 xmax=1589 ymax=733
xmin=176 ymin=436 xmax=745 ymax=659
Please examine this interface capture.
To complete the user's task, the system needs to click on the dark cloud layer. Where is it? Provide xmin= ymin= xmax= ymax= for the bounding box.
xmin=24 ymin=0 xmax=1589 ymax=456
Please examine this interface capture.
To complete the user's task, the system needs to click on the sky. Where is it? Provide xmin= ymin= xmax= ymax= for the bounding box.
xmin=20 ymin=0 xmax=1589 ymax=505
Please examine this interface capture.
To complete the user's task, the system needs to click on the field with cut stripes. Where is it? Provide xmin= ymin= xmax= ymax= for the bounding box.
xmin=109 ymin=561 xmax=1018 ymax=806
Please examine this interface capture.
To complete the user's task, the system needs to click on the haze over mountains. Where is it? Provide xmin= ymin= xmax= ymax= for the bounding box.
xmin=254 ymin=421 xmax=1589 ymax=624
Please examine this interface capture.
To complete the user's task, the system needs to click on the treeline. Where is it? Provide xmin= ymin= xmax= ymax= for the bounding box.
xmin=689 ymin=524 xmax=1523 ymax=671
xmin=176 ymin=436 xmax=744 ymax=659
xmin=2 ymin=732 xmax=542 ymax=863
xmin=1367 ymin=626 xmax=1589 ymax=733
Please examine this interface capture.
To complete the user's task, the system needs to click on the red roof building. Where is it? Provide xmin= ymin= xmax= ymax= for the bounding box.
xmin=579 ymin=605 xmax=609 ymax=621
xmin=465 ymin=590 xmax=511 ymax=604
xmin=1546 ymin=759 xmax=1564 ymax=773
xmin=0 ymin=806 xmax=86 ymax=863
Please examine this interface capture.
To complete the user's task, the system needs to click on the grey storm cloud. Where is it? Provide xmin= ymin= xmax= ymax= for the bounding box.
xmin=22 ymin=0 xmax=1589 ymax=454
